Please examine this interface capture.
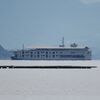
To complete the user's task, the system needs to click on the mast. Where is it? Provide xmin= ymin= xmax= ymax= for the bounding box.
xmin=62 ymin=37 xmax=65 ymax=47
xmin=22 ymin=44 xmax=24 ymax=50
xmin=59 ymin=37 xmax=65 ymax=47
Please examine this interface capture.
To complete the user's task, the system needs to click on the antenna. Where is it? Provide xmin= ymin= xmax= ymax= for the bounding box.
xmin=59 ymin=37 xmax=65 ymax=47
xmin=22 ymin=44 xmax=24 ymax=50
xmin=62 ymin=37 xmax=65 ymax=47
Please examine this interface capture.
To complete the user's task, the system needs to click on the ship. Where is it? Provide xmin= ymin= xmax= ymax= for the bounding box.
xmin=11 ymin=38 xmax=91 ymax=60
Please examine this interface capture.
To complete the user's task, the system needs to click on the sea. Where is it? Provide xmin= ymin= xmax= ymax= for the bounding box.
xmin=0 ymin=60 xmax=100 ymax=100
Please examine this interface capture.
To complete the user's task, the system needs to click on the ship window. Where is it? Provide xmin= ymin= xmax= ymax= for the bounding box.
xmin=46 ymin=55 xmax=48 ymax=58
xmin=41 ymin=51 xmax=44 ymax=53
xmin=31 ymin=54 xmax=33 ymax=57
xmin=52 ymin=52 xmax=55 ymax=54
xmin=25 ymin=51 xmax=29 ymax=53
xmin=56 ymin=52 xmax=58 ymax=54
xmin=37 ymin=55 xmax=39 ymax=58
xmin=71 ymin=52 xmax=75 ymax=54
xmin=53 ymin=55 xmax=55 ymax=58
xmin=15 ymin=54 xmax=17 ymax=57
xmin=30 ymin=51 xmax=33 ymax=54
xmin=37 ymin=52 xmax=39 ymax=54
xmin=56 ymin=55 xmax=58 ymax=57
xmin=60 ymin=55 xmax=85 ymax=58
xmin=46 ymin=52 xmax=48 ymax=54
xmin=60 ymin=52 xmax=63 ymax=54
xmin=22 ymin=51 xmax=24 ymax=54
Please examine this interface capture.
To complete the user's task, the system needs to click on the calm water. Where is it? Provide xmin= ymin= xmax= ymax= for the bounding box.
xmin=0 ymin=62 xmax=100 ymax=100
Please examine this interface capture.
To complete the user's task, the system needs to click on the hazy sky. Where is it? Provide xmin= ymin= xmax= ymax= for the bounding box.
xmin=0 ymin=0 xmax=100 ymax=59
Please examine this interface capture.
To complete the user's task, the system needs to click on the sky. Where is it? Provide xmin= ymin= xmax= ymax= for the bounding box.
xmin=0 ymin=0 xmax=100 ymax=59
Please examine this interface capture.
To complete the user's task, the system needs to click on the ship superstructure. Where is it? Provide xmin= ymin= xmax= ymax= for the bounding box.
xmin=11 ymin=39 xmax=91 ymax=60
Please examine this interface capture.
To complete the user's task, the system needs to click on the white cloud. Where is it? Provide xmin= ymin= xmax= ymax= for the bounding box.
xmin=80 ymin=0 xmax=100 ymax=4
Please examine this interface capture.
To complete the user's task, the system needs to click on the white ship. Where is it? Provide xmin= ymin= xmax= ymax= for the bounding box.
xmin=11 ymin=38 xmax=91 ymax=60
